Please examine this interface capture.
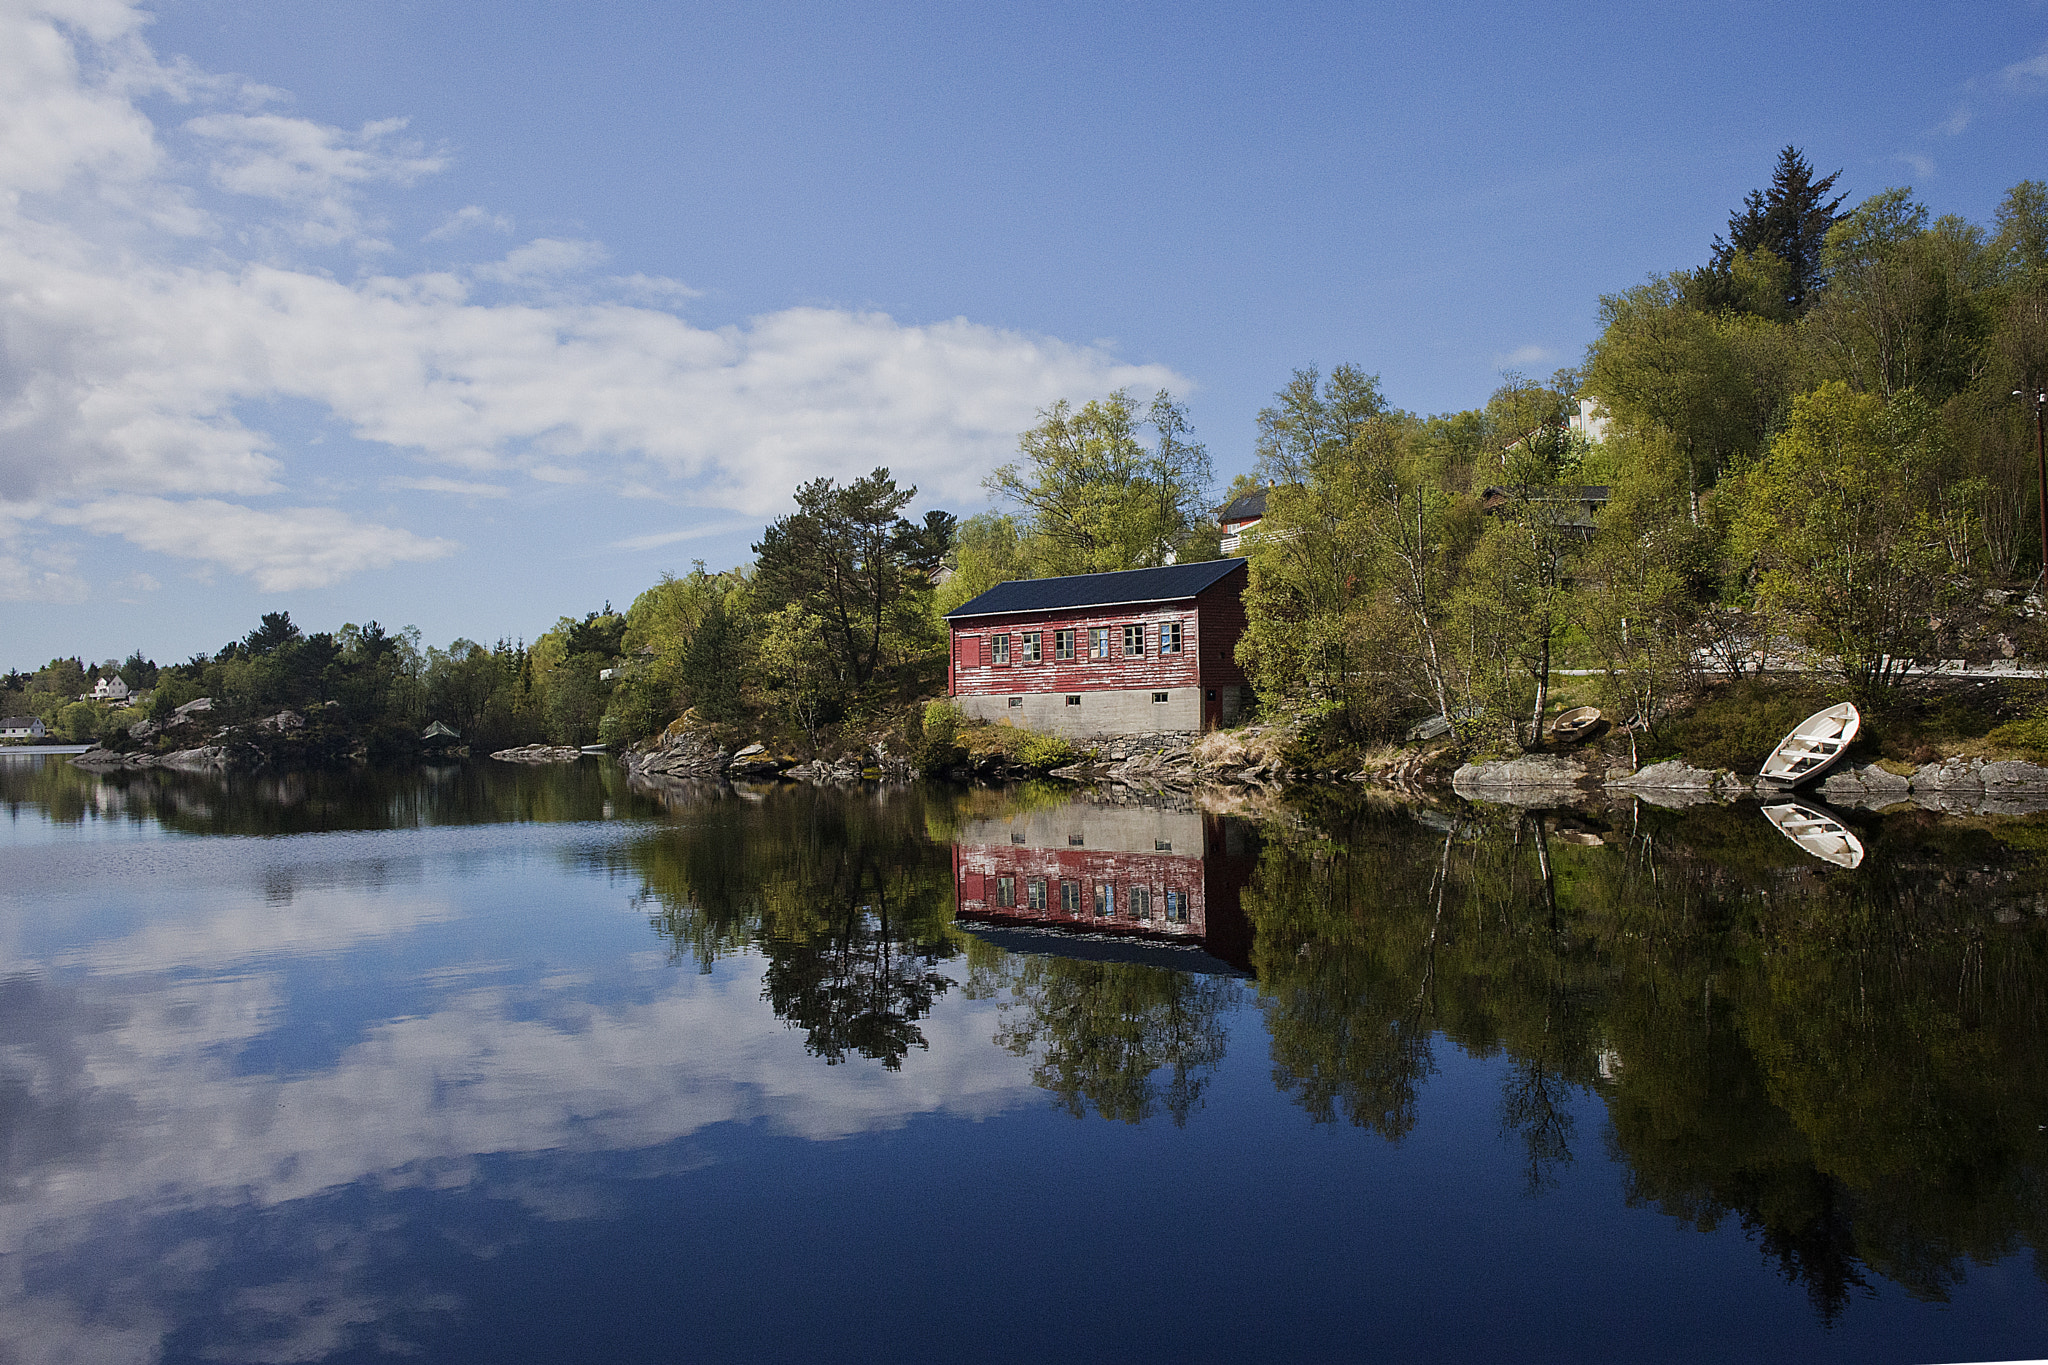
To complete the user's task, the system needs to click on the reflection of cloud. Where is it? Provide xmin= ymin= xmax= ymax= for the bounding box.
xmin=0 ymin=818 xmax=1037 ymax=1360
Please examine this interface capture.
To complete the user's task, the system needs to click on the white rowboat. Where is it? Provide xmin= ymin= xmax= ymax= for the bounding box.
xmin=1758 ymin=702 xmax=1860 ymax=786
xmin=1761 ymin=802 xmax=1865 ymax=869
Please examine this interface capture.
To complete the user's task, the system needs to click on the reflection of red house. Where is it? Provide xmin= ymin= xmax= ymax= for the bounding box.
xmin=945 ymin=559 xmax=1250 ymax=736
xmin=950 ymin=800 xmax=1255 ymax=973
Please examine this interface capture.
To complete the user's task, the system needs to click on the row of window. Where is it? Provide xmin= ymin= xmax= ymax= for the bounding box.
xmin=967 ymin=621 xmax=1185 ymax=667
xmin=988 ymin=876 xmax=1192 ymax=924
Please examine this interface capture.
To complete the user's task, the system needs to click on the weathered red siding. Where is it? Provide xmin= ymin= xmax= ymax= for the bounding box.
xmin=949 ymin=562 xmax=1250 ymax=699
xmin=1192 ymin=574 xmax=1249 ymax=690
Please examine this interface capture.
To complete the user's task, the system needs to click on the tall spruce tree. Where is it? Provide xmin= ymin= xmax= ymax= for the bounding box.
xmin=1709 ymin=146 xmax=1847 ymax=315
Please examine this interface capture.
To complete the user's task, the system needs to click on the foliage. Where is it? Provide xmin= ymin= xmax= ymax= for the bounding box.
xmin=1731 ymin=382 xmax=1963 ymax=698
xmin=753 ymin=467 xmax=946 ymax=706
xmin=1703 ymin=145 xmax=1847 ymax=316
xmin=986 ymin=388 xmax=1215 ymax=574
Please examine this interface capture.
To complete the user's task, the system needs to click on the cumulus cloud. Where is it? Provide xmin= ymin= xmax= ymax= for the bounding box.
xmin=49 ymin=495 xmax=456 ymax=590
xmin=0 ymin=0 xmax=1184 ymax=599
xmin=471 ymin=235 xmax=608 ymax=283
xmin=186 ymin=111 xmax=445 ymax=246
xmin=423 ymin=203 xmax=513 ymax=241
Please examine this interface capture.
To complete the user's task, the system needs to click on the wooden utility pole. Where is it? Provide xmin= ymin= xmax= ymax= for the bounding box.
xmin=2036 ymin=390 xmax=2048 ymax=582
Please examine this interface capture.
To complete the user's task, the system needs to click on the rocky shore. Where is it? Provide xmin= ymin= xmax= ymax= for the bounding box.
xmin=1452 ymin=750 xmax=2048 ymax=814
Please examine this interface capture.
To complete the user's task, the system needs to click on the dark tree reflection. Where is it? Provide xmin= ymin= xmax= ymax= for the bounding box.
xmin=612 ymin=783 xmax=962 ymax=1069
xmin=1241 ymin=791 xmax=2048 ymax=1322
xmin=983 ymin=952 xmax=1237 ymax=1126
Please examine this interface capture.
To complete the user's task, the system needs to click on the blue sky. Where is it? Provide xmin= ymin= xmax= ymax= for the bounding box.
xmin=3 ymin=0 xmax=2045 ymax=670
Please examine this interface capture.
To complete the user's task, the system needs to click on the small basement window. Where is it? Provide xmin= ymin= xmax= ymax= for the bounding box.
xmin=1152 ymin=691 xmax=1168 ymax=703
xmin=1065 ymin=695 xmax=1081 ymax=706
xmin=1008 ymin=696 xmax=1023 ymax=708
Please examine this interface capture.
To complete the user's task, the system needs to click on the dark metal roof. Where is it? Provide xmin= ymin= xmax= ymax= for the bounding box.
xmin=943 ymin=558 xmax=1246 ymax=620
xmin=1217 ymin=487 xmax=1268 ymax=522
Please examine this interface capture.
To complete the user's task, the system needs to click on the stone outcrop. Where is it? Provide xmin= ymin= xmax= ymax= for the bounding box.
xmin=625 ymin=729 xmax=728 ymax=779
xmin=1817 ymin=762 xmax=1914 ymax=804
xmin=1451 ymin=754 xmax=1604 ymax=806
xmin=490 ymin=744 xmax=584 ymax=764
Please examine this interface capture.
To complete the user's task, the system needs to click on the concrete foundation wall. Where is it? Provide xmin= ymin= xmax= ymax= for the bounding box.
xmin=956 ymin=686 xmax=1247 ymax=737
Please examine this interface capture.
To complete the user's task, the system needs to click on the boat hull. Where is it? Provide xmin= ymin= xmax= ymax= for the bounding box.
xmin=1758 ymin=702 xmax=1860 ymax=787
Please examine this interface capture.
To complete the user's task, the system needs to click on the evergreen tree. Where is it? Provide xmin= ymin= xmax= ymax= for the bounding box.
xmin=1709 ymin=146 xmax=1847 ymax=315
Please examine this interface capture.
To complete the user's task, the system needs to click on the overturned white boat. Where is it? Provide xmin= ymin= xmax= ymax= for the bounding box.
xmin=1758 ymin=702 xmax=1860 ymax=786
xmin=1761 ymin=801 xmax=1865 ymax=869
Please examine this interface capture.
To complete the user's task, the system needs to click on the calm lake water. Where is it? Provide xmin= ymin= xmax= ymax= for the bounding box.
xmin=1 ymin=753 xmax=2044 ymax=1364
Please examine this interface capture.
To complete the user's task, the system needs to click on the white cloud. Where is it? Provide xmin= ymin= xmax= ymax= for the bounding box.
xmin=385 ymin=475 xmax=510 ymax=498
xmin=2000 ymin=45 xmax=2048 ymax=89
xmin=1494 ymin=344 xmax=1556 ymax=371
xmin=186 ymin=111 xmax=444 ymax=247
xmin=0 ymin=0 xmax=1186 ymax=598
xmin=472 ymin=236 xmax=609 ymax=283
xmin=49 ymin=495 xmax=456 ymax=590
xmin=609 ymin=271 xmax=703 ymax=302
xmin=423 ymin=204 xmax=512 ymax=241
xmin=610 ymin=519 xmax=757 ymax=552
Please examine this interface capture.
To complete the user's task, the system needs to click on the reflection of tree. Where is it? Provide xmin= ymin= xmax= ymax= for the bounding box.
xmin=1240 ymin=794 xmax=2048 ymax=1322
xmin=0 ymin=754 xmax=663 ymax=836
xmin=1499 ymin=1057 xmax=1575 ymax=1194
xmin=986 ymin=954 xmax=1237 ymax=1126
xmin=617 ymin=784 xmax=962 ymax=1069
xmin=760 ymin=871 xmax=954 ymax=1071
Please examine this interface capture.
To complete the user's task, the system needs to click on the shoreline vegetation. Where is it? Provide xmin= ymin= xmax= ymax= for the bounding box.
xmin=13 ymin=152 xmax=2048 ymax=813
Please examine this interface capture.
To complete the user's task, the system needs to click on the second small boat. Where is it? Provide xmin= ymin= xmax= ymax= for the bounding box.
xmin=1549 ymin=706 xmax=1603 ymax=745
xmin=1758 ymin=702 xmax=1860 ymax=786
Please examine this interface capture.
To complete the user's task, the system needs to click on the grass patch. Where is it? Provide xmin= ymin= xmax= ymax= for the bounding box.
xmin=1644 ymin=678 xmax=1829 ymax=773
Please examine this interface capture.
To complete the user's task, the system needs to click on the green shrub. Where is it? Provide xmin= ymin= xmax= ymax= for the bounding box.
xmin=916 ymin=700 xmax=966 ymax=773
xmin=1016 ymin=731 xmax=1077 ymax=770
xmin=1986 ymin=718 xmax=2048 ymax=762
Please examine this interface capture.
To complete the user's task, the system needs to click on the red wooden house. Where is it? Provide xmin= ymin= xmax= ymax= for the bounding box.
xmin=945 ymin=559 xmax=1251 ymax=735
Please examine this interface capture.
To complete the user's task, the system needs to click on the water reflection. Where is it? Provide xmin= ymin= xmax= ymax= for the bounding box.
xmin=0 ymin=757 xmax=2042 ymax=1358
xmin=1247 ymin=796 xmax=2048 ymax=1319
xmin=947 ymin=796 xmax=1257 ymax=1125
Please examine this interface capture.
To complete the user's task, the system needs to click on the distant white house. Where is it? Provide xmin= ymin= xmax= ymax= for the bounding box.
xmin=1568 ymin=397 xmax=1611 ymax=445
xmin=2 ymin=716 xmax=48 ymax=740
xmin=88 ymin=675 xmax=131 ymax=703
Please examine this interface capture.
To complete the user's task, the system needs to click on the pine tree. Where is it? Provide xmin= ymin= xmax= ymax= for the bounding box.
xmin=1709 ymin=146 xmax=1847 ymax=314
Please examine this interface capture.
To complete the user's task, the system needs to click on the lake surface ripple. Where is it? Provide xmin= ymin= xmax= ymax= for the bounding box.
xmin=1 ymin=753 xmax=2043 ymax=1363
